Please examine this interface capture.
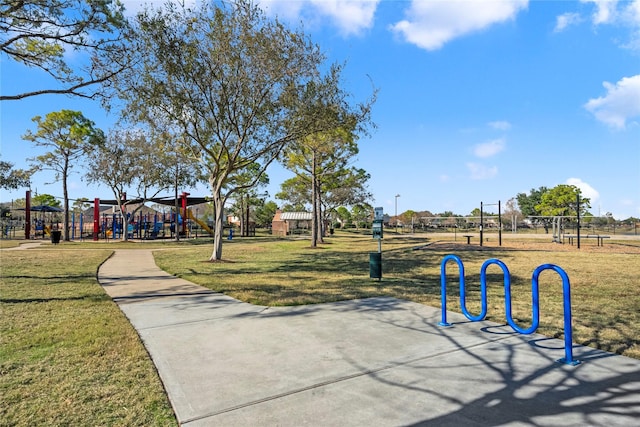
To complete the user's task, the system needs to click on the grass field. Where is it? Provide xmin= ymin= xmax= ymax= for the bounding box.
xmin=0 ymin=248 xmax=177 ymax=426
xmin=1 ymin=232 xmax=638 ymax=424
xmin=0 ymin=239 xmax=21 ymax=249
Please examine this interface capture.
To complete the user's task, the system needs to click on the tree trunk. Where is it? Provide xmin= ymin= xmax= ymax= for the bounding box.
xmin=239 ymin=196 xmax=246 ymax=237
xmin=210 ymin=190 xmax=224 ymax=261
xmin=310 ymin=152 xmax=318 ymax=247
xmin=245 ymin=198 xmax=250 ymax=237
xmin=63 ymin=160 xmax=70 ymax=241
xmin=120 ymin=201 xmax=129 ymax=242
xmin=316 ymin=189 xmax=324 ymax=242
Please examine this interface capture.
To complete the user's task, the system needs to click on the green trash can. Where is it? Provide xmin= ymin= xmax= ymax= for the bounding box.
xmin=369 ymin=252 xmax=382 ymax=280
xmin=51 ymin=230 xmax=62 ymax=244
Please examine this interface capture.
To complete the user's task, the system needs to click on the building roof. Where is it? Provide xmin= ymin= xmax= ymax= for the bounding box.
xmin=279 ymin=212 xmax=313 ymax=221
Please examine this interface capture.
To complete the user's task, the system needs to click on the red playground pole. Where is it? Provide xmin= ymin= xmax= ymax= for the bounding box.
xmin=25 ymin=190 xmax=31 ymax=239
xmin=93 ymin=198 xmax=100 ymax=241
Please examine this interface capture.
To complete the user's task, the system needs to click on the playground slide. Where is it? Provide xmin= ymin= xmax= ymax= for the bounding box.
xmin=187 ymin=209 xmax=214 ymax=235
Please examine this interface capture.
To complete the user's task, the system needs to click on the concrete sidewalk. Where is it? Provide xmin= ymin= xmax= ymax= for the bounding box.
xmin=99 ymin=250 xmax=640 ymax=426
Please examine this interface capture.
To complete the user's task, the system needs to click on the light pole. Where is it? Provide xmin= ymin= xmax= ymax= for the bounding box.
xmin=395 ymin=194 xmax=400 ymax=233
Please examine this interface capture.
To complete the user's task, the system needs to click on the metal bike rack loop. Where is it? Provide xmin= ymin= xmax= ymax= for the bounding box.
xmin=439 ymin=254 xmax=580 ymax=366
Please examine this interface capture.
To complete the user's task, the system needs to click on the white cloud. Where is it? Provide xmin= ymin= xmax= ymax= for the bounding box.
xmin=578 ymin=0 xmax=640 ymax=49
xmin=554 ymin=12 xmax=582 ymax=32
xmin=581 ymin=0 xmax=640 ymax=27
xmin=488 ymin=120 xmax=511 ymax=130
xmin=621 ymin=0 xmax=640 ymax=49
xmin=122 ymin=1 xmax=379 ymax=35
xmin=566 ymin=178 xmax=600 ymax=202
xmin=581 ymin=0 xmax=619 ymax=25
xmin=467 ymin=162 xmax=498 ymax=180
xmin=258 ymin=0 xmax=380 ymax=36
xmin=626 ymin=0 xmax=640 ymax=25
xmin=257 ymin=0 xmax=304 ymax=20
xmin=390 ymin=0 xmax=529 ymax=51
xmin=584 ymin=74 xmax=640 ymax=129
xmin=313 ymin=0 xmax=379 ymax=35
xmin=473 ymin=138 xmax=506 ymax=158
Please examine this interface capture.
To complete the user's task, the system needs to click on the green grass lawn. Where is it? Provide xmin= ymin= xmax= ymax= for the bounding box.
xmin=0 ymin=248 xmax=176 ymax=426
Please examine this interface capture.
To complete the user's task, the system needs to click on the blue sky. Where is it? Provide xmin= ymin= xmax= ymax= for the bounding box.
xmin=1 ymin=0 xmax=639 ymax=219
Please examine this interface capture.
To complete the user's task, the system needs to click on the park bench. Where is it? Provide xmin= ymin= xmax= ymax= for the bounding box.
xmin=462 ymin=234 xmax=473 ymax=244
xmin=564 ymin=234 xmax=610 ymax=246
xmin=587 ymin=234 xmax=610 ymax=246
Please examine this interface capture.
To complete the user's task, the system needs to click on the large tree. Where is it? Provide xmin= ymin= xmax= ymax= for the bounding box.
xmin=281 ymin=125 xmax=372 ymax=247
xmin=276 ymin=164 xmax=371 ymax=240
xmin=502 ymin=197 xmax=523 ymax=231
xmin=322 ymin=167 xmax=371 ymax=222
xmin=279 ymin=62 xmax=375 ymax=247
xmin=351 ymin=203 xmax=373 ymax=229
xmin=276 ymin=178 xmax=310 ymax=212
xmin=22 ymin=110 xmax=104 ymax=241
xmin=0 ymin=160 xmax=32 ymax=190
xmin=0 ymin=0 xmax=129 ymax=100
xmin=536 ymin=184 xmax=591 ymax=217
xmin=85 ymin=128 xmax=176 ymax=241
xmin=401 ymin=209 xmax=417 ymax=230
xmin=253 ymin=200 xmax=278 ymax=228
xmin=127 ymin=102 xmax=203 ymax=242
xmin=335 ymin=206 xmax=352 ymax=227
xmin=113 ymin=0 xmax=368 ymax=260
xmin=147 ymin=127 xmax=201 ymax=242
xmin=32 ymin=193 xmax=61 ymax=208
xmin=516 ymin=186 xmax=550 ymax=232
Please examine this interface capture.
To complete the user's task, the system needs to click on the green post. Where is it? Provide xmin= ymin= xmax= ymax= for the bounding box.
xmin=369 ymin=252 xmax=382 ymax=280
xmin=371 ymin=213 xmax=384 ymax=281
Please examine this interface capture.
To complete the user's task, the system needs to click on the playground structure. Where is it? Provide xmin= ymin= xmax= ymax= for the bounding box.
xmin=2 ymin=201 xmax=63 ymax=239
xmin=79 ymin=208 xmax=214 ymax=240
xmin=439 ymin=254 xmax=579 ymax=366
xmin=186 ymin=208 xmax=213 ymax=235
xmin=85 ymin=193 xmax=215 ymax=240
xmin=17 ymin=190 xmax=215 ymax=241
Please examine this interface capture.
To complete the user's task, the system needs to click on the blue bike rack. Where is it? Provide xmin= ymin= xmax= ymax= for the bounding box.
xmin=439 ymin=254 xmax=580 ymax=366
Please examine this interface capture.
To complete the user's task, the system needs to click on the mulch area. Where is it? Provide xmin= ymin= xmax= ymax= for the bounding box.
xmin=419 ymin=239 xmax=640 ymax=254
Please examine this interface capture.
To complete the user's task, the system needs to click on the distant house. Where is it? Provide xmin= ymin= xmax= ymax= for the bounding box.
xmin=227 ymin=215 xmax=240 ymax=227
xmin=81 ymin=205 xmax=117 ymax=223
xmin=271 ymin=210 xmax=313 ymax=236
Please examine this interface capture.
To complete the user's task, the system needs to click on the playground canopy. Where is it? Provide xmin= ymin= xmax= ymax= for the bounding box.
xmin=96 ymin=196 xmax=210 ymax=207
xmin=17 ymin=204 xmax=63 ymax=212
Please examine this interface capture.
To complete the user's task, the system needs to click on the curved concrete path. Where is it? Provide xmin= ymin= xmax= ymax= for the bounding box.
xmin=99 ymin=250 xmax=640 ymax=426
